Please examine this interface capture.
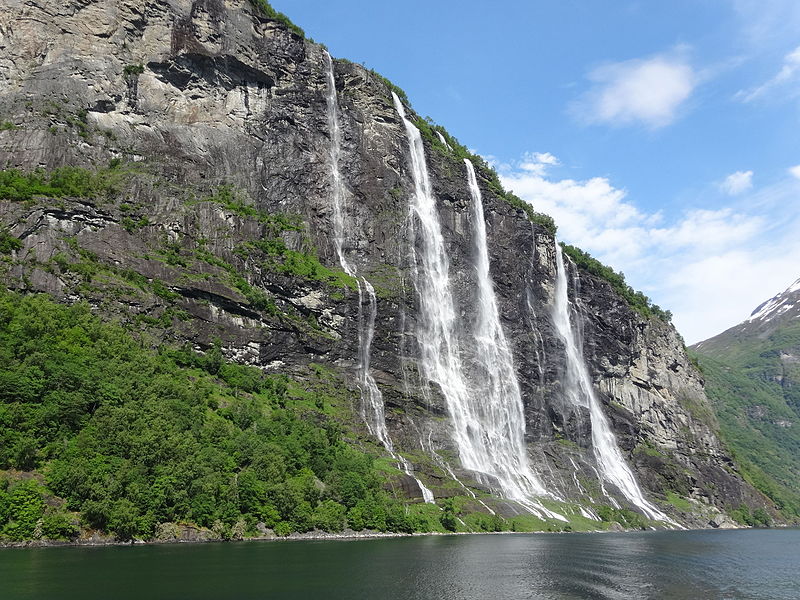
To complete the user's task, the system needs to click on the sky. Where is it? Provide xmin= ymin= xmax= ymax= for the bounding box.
xmin=271 ymin=0 xmax=800 ymax=344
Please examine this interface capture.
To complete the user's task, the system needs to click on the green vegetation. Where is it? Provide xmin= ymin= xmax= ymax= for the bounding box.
xmin=0 ymin=166 xmax=129 ymax=202
xmin=123 ymin=64 xmax=145 ymax=76
xmin=370 ymin=70 xmax=409 ymax=105
xmin=664 ymin=491 xmax=693 ymax=512
xmin=200 ymin=185 xmax=356 ymax=290
xmin=0 ymin=290 xmax=425 ymax=541
xmin=0 ymin=121 xmax=18 ymax=131
xmin=0 ymin=478 xmax=78 ymax=541
xmin=0 ymin=231 xmax=22 ymax=254
xmin=235 ymin=239 xmax=356 ymax=290
xmin=121 ymin=215 xmax=150 ymax=232
xmin=690 ymin=350 xmax=800 ymax=519
xmin=333 ymin=57 xmax=410 ymax=105
xmin=560 ymin=243 xmax=672 ymax=322
xmin=730 ymin=504 xmax=772 ymax=527
xmin=636 ymin=440 xmax=666 ymax=459
xmin=202 ymin=185 xmax=304 ymax=234
xmin=195 ymin=249 xmax=278 ymax=314
xmin=0 ymin=290 xmax=659 ymax=542
xmin=595 ymin=505 xmax=650 ymax=529
xmin=248 ymin=0 xmax=304 ymax=37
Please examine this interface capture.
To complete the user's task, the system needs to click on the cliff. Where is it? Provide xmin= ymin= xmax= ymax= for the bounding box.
xmin=0 ymin=0 xmax=777 ymax=535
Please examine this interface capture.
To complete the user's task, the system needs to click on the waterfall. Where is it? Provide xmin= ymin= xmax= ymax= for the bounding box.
xmin=359 ymin=280 xmax=435 ymax=503
xmin=324 ymin=54 xmax=433 ymax=503
xmin=392 ymin=91 xmax=562 ymax=519
xmin=435 ymin=131 xmax=451 ymax=150
xmin=324 ymin=52 xmax=350 ymax=274
xmin=551 ymin=243 xmax=669 ymax=521
xmin=464 ymin=160 xmax=557 ymax=502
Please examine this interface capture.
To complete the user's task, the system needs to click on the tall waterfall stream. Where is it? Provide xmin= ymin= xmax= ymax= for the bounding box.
xmin=325 ymin=55 xmax=433 ymax=502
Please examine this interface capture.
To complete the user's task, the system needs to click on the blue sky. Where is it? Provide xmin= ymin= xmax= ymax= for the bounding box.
xmin=272 ymin=0 xmax=800 ymax=343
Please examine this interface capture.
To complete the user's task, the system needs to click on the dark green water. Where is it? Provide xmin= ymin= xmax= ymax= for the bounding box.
xmin=1 ymin=529 xmax=798 ymax=599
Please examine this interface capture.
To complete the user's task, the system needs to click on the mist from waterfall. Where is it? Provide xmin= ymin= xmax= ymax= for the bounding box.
xmin=392 ymin=91 xmax=562 ymax=518
xmin=551 ymin=243 xmax=669 ymax=521
xmin=325 ymin=54 xmax=433 ymax=503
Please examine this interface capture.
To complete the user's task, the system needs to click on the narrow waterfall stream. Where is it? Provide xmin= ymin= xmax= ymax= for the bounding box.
xmin=323 ymin=52 xmax=350 ymax=273
xmin=392 ymin=91 xmax=562 ymax=518
xmin=325 ymin=54 xmax=433 ymax=503
xmin=551 ymin=243 xmax=669 ymax=521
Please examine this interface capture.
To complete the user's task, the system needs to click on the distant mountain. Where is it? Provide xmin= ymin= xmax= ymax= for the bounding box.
xmin=691 ymin=278 xmax=800 ymax=518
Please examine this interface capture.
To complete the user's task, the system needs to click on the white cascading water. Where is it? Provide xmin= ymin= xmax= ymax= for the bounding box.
xmin=324 ymin=52 xmax=350 ymax=273
xmin=435 ymin=131 xmax=451 ymax=150
xmin=324 ymin=54 xmax=433 ymax=503
xmin=464 ymin=160 xmax=560 ymax=503
xmin=552 ymin=243 xmax=669 ymax=521
xmin=392 ymin=90 xmax=562 ymax=519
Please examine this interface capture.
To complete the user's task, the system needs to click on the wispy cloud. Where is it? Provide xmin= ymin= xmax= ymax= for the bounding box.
xmin=518 ymin=152 xmax=560 ymax=176
xmin=720 ymin=170 xmax=754 ymax=195
xmin=500 ymin=153 xmax=800 ymax=343
xmin=730 ymin=0 xmax=800 ymax=46
xmin=789 ymin=165 xmax=800 ymax=180
xmin=736 ymin=45 xmax=800 ymax=102
xmin=571 ymin=52 xmax=696 ymax=129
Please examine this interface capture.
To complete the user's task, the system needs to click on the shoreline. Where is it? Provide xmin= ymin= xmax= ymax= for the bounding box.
xmin=1 ymin=522 xmax=767 ymax=550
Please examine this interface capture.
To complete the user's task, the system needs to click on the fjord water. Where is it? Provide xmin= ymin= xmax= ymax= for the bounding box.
xmin=552 ymin=245 xmax=668 ymax=522
xmin=3 ymin=530 xmax=798 ymax=599
xmin=392 ymin=93 xmax=556 ymax=515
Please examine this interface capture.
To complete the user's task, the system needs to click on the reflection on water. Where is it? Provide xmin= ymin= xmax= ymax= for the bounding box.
xmin=1 ymin=529 xmax=799 ymax=599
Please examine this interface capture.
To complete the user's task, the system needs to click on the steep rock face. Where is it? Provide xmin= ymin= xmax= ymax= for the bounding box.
xmin=0 ymin=0 xmax=772 ymax=525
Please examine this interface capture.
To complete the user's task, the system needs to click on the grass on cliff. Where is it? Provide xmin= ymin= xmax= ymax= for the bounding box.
xmin=560 ymin=243 xmax=672 ymax=322
xmin=200 ymin=185 xmax=357 ymax=290
xmin=0 ymin=165 xmax=130 ymax=202
xmin=248 ymin=0 xmax=304 ymax=37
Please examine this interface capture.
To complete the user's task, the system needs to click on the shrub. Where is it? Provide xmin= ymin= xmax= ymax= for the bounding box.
xmin=0 ymin=166 xmax=128 ymax=201
xmin=0 ymin=231 xmax=21 ymax=254
xmin=561 ymin=243 xmax=672 ymax=322
xmin=248 ymin=0 xmax=304 ymax=37
xmin=1 ymin=479 xmax=45 ymax=541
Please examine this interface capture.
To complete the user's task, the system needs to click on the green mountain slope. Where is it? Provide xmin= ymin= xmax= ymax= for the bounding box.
xmin=691 ymin=277 xmax=800 ymax=519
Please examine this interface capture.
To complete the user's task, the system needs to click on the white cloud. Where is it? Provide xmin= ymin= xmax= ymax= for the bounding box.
xmin=531 ymin=152 xmax=559 ymax=166
xmin=789 ymin=165 xmax=800 ymax=179
xmin=736 ymin=45 xmax=800 ymax=102
xmin=572 ymin=54 xmax=696 ymax=128
xmin=500 ymin=155 xmax=800 ymax=343
xmin=720 ymin=170 xmax=754 ymax=195
xmin=518 ymin=152 xmax=560 ymax=176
